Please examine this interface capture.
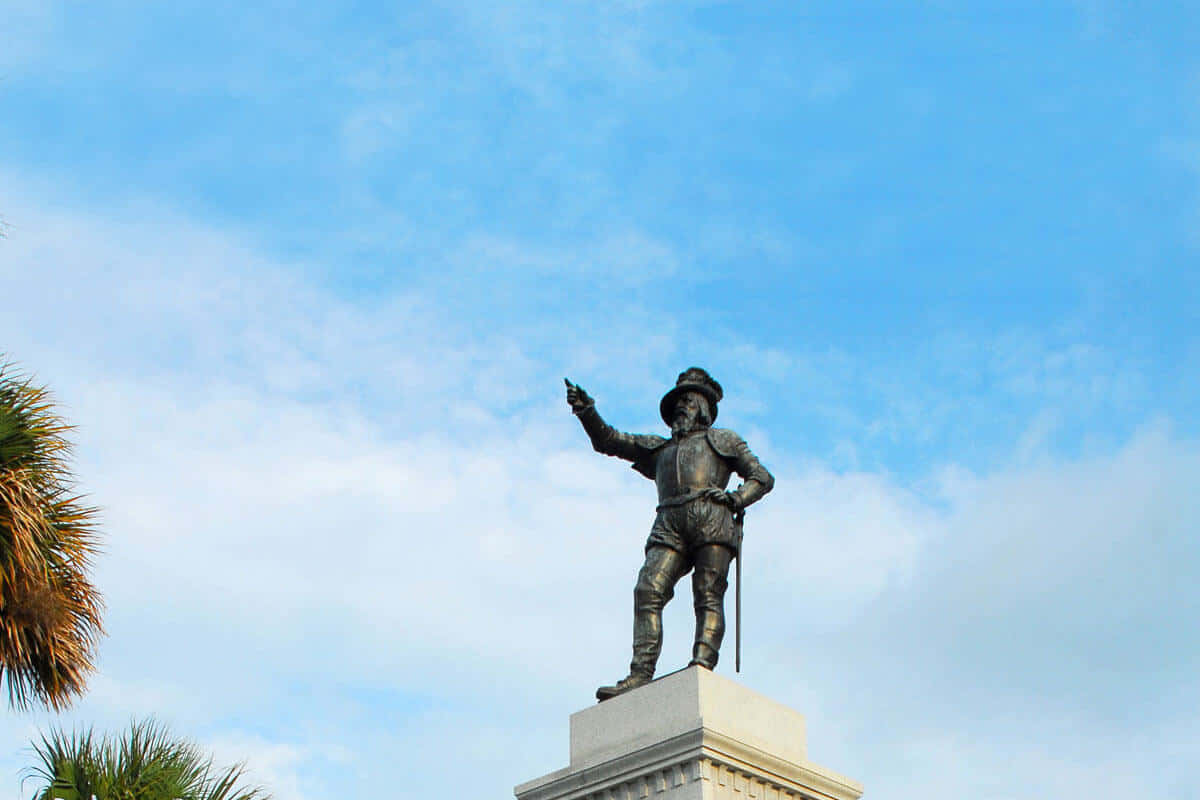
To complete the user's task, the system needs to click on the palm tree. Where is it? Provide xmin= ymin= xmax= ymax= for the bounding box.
xmin=0 ymin=359 xmax=103 ymax=710
xmin=26 ymin=718 xmax=269 ymax=800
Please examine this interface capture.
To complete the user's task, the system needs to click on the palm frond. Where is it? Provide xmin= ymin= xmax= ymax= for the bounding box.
xmin=0 ymin=357 xmax=103 ymax=711
xmin=25 ymin=719 xmax=271 ymax=800
xmin=24 ymin=726 xmax=98 ymax=800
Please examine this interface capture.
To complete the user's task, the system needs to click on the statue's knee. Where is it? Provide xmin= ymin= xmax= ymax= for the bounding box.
xmin=692 ymin=566 xmax=728 ymax=592
xmin=634 ymin=581 xmax=667 ymax=611
xmin=635 ymin=568 xmax=674 ymax=610
xmin=691 ymin=568 xmax=728 ymax=610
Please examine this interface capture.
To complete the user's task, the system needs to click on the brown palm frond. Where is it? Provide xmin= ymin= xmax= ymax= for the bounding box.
xmin=0 ymin=358 xmax=104 ymax=711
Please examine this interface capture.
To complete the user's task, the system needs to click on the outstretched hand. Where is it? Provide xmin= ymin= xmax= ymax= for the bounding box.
xmin=564 ymin=378 xmax=594 ymax=412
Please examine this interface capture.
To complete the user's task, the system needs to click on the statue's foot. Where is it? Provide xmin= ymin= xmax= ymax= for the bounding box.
xmin=689 ymin=641 xmax=719 ymax=670
xmin=595 ymin=673 xmax=652 ymax=702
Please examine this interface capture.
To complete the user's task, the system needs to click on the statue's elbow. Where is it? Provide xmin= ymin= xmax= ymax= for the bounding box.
xmin=760 ymin=471 xmax=775 ymax=494
xmin=588 ymin=432 xmax=616 ymax=456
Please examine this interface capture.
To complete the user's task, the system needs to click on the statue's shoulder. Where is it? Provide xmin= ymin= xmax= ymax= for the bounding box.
xmin=628 ymin=434 xmax=669 ymax=479
xmin=631 ymin=433 xmax=669 ymax=451
xmin=706 ymin=427 xmax=748 ymax=456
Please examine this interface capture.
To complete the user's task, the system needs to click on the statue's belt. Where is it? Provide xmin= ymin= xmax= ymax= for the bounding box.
xmin=655 ymin=489 xmax=719 ymax=511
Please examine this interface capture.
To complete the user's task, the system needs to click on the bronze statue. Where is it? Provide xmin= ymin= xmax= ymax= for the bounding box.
xmin=565 ymin=368 xmax=774 ymax=701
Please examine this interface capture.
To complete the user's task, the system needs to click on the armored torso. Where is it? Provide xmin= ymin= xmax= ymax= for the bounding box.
xmin=572 ymin=404 xmax=773 ymax=510
xmin=654 ymin=430 xmax=733 ymax=502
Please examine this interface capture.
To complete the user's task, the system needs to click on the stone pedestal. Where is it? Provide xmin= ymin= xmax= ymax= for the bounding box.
xmin=515 ymin=667 xmax=863 ymax=800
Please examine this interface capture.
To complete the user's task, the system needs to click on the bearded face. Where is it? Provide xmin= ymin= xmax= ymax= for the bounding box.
xmin=670 ymin=391 xmax=711 ymax=436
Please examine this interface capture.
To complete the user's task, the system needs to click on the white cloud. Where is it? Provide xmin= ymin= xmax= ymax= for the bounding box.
xmin=1 ymin=177 xmax=1197 ymax=800
xmin=204 ymin=733 xmax=349 ymax=800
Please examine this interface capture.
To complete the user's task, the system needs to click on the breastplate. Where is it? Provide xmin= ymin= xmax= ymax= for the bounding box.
xmin=655 ymin=432 xmax=732 ymax=501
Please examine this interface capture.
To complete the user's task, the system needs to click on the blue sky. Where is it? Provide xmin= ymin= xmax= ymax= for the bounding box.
xmin=2 ymin=2 xmax=1199 ymax=799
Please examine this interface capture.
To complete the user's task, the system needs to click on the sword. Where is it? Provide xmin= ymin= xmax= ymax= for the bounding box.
xmin=734 ymin=508 xmax=745 ymax=672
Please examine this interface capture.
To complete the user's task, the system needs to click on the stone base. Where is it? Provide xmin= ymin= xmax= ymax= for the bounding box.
xmin=515 ymin=667 xmax=862 ymax=800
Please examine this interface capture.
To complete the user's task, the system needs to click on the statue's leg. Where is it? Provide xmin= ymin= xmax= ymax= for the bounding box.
xmin=631 ymin=545 xmax=689 ymax=678
xmin=690 ymin=543 xmax=734 ymax=670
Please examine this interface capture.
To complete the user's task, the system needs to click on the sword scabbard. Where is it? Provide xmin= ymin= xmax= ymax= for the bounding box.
xmin=735 ymin=510 xmax=744 ymax=672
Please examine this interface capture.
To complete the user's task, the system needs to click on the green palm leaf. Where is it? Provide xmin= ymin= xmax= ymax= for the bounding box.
xmin=25 ymin=719 xmax=270 ymax=800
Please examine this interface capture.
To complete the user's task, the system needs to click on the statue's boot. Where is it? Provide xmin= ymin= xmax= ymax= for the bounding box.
xmin=688 ymin=641 xmax=718 ymax=670
xmin=688 ymin=563 xmax=728 ymax=670
xmin=597 ymin=599 xmax=659 ymax=701
xmin=596 ymin=549 xmax=681 ymax=701
xmin=595 ymin=671 xmax=653 ymax=701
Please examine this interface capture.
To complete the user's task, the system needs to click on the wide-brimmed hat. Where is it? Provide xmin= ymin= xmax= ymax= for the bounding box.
xmin=660 ymin=367 xmax=724 ymax=424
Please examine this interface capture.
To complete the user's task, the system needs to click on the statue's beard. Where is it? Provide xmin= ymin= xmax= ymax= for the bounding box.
xmin=671 ymin=408 xmax=705 ymax=436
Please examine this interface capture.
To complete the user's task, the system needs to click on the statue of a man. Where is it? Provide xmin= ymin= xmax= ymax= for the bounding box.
xmin=566 ymin=368 xmax=775 ymax=700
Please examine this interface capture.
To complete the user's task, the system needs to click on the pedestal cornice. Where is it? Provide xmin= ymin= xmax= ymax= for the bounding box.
xmin=515 ymin=668 xmax=863 ymax=800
